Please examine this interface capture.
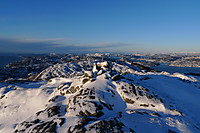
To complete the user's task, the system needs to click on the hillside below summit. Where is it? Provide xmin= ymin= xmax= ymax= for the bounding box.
xmin=0 ymin=59 xmax=200 ymax=133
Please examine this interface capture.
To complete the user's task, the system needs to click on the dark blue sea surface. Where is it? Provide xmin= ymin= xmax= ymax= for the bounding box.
xmin=151 ymin=63 xmax=200 ymax=74
xmin=0 ymin=55 xmax=21 ymax=68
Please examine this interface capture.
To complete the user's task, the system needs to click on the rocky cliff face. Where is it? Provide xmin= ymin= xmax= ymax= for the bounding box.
xmin=0 ymin=61 xmax=200 ymax=133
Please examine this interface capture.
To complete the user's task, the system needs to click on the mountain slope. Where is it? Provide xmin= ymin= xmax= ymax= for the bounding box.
xmin=0 ymin=61 xmax=200 ymax=133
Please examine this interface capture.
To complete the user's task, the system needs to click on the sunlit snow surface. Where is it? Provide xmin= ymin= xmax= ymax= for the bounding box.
xmin=0 ymin=61 xmax=200 ymax=133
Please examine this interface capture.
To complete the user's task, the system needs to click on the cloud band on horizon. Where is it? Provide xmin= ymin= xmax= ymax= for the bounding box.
xmin=0 ymin=37 xmax=131 ymax=53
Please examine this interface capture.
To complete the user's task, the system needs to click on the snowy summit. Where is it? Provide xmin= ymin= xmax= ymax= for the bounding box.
xmin=0 ymin=55 xmax=200 ymax=133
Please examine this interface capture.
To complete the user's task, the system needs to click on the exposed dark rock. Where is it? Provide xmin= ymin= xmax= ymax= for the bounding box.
xmin=125 ymin=98 xmax=135 ymax=104
xmin=82 ymin=78 xmax=90 ymax=84
xmin=48 ymin=95 xmax=65 ymax=102
xmin=46 ymin=106 xmax=61 ymax=117
xmin=15 ymin=118 xmax=65 ymax=133
xmin=131 ymin=62 xmax=158 ymax=72
xmin=87 ymin=118 xmax=136 ymax=133
xmin=84 ymin=71 xmax=93 ymax=78
xmin=112 ymin=74 xmax=121 ymax=81
xmin=90 ymin=78 xmax=96 ymax=82
xmin=140 ymin=103 xmax=149 ymax=107
xmin=31 ymin=120 xmax=57 ymax=133
xmin=169 ymin=109 xmax=184 ymax=116
xmin=0 ymin=94 xmax=5 ymax=99
xmin=185 ymin=72 xmax=200 ymax=77
xmin=57 ymin=82 xmax=71 ymax=90
xmin=150 ymin=112 xmax=161 ymax=117
xmin=168 ymin=129 xmax=177 ymax=133
xmin=68 ymin=117 xmax=95 ymax=133
xmin=14 ymin=119 xmax=41 ymax=132
xmin=36 ymin=106 xmax=61 ymax=117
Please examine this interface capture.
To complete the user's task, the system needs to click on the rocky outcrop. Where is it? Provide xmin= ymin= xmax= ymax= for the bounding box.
xmin=116 ymin=81 xmax=161 ymax=106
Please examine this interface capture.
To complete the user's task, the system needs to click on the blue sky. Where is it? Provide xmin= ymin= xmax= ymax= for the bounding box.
xmin=0 ymin=0 xmax=200 ymax=54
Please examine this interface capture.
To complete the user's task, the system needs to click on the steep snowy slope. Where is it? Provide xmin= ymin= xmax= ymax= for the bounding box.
xmin=0 ymin=61 xmax=200 ymax=133
xmin=34 ymin=63 xmax=83 ymax=80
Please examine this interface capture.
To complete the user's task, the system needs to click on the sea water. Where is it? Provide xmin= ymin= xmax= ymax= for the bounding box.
xmin=0 ymin=55 xmax=21 ymax=68
xmin=151 ymin=63 xmax=200 ymax=74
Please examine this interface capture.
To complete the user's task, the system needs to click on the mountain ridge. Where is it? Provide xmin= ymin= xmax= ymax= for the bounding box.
xmin=0 ymin=59 xmax=200 ymax=133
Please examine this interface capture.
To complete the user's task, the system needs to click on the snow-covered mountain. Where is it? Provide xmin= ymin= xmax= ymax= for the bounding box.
xmin=0 ymin=60 xmax=200 ymax=133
